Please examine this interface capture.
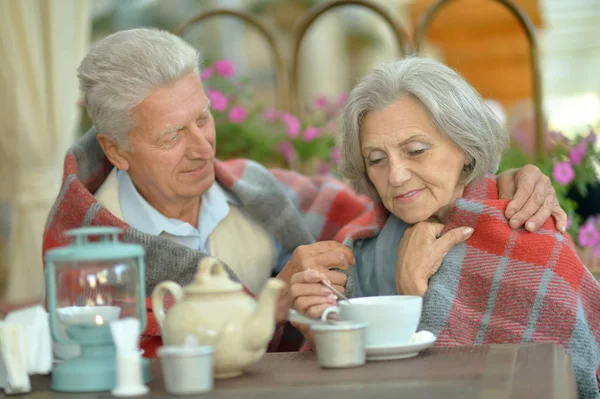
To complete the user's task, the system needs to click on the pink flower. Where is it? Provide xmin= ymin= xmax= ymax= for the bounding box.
xmin=207 ymin=89 xmax=228 ymax=112
xmin=330 ymin=146 xmax=340 ymax=162
xmin=578 ymin=220 xmax=599 ymax=248
xmin=336 ymin=92 xmax=349 ymax=107
xmin=566 ymin=217 xmax=573 ymax=229
xmin=278 ymin=141 xmax=297 ymax=162
xmin=302 ymin=127 xmax=321 ymax=142
xmin=326 ymin=119 xmax=338 ymax=133
xmin=318 ymin=162 xmax=330 ymax=176
xmin=552 ymin=161 xmax=575 ymax=186
xmin=228 ymin=105 xmax=248 ymax=124
xmin=593 ymin=245 xmax=600 ymax=259
xmin=314 ymin=96 xmax=328 ymax=110
xmin=200 ymin=67 xmax=213 ymax=80
xmin=213 ymin=60 xmax=235 ymax=78
xmin=263 ymin=107 xmax=279 ymax=121
xmin=569 ymin=143 xmax=586 ymax=165
xmin=280 ymin=113 xmax=301 ymax=138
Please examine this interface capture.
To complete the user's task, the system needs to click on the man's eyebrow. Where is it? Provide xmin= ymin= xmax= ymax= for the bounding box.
xmin=160 ymin=100 xmax=212 ymax=136
xmin=161 ymin=125 xmax=184 ymax=136
xmin=202 ymin=100 xmax=211 ymax=113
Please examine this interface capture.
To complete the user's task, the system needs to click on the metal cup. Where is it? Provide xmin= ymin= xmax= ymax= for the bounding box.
xmin=311 ymin=322 xmax=368 ymax=368
xmin=157 ymin=344 xmax=214 ymax=395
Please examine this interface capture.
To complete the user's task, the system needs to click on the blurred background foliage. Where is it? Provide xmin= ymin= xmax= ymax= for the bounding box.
xmin=81 ymin=0 xmax=600 ymax=270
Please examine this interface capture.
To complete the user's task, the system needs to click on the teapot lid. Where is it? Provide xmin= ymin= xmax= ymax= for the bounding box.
xmin=185 ymin=257 xmax=243 ymax=294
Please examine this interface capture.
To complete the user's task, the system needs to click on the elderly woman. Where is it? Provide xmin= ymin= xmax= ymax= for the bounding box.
xmin=290 ymin=57 xmax=600 ymax=398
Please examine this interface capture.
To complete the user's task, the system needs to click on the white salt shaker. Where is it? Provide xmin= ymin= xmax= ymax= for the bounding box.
xmin=109 ymin=318 xmax=149 ymax=397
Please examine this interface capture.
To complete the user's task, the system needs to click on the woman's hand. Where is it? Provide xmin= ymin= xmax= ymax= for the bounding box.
xmin=396 ymin=222 xmax=474 ymax=296
xmin=289 ymin=269 xmax=344 ymax=319
xmin=497 ymin=165 xmax=567 ymax=233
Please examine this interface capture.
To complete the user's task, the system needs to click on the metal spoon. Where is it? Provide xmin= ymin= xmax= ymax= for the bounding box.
xmin=320 ymin=279 xmax=350 ymax=302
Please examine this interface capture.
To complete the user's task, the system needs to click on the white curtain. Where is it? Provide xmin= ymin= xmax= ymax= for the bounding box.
xmin=0 ymin=0 xmax=91 ymax=301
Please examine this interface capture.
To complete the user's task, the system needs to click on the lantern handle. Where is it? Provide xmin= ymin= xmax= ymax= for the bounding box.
xmin=64 ymin=227 xmax=123 ymax=244
xmin=45 ymin=263 xmax=72 ymax=345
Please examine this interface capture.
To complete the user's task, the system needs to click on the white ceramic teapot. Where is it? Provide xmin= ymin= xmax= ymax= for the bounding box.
xmin=151 ymin=257 xmax=285 ymax=378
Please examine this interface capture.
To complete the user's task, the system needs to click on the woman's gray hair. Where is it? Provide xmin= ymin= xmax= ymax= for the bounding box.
xmin=339 ymin=56 xmax=509 ymax=200
xmin=78 ymin=28 xmax=201 ymax=149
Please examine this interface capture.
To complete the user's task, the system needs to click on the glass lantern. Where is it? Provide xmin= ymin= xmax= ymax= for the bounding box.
xmin=45 ymin=227 xmax=149 ymax=392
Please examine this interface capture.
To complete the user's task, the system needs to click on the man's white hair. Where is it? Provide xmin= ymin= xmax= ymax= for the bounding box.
xmin=78 ymin=28 xmax=201 ymax=149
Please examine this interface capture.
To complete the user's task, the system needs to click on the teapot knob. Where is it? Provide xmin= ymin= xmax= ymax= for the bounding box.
xmin=195 ymin=257 xmax=228 ymax=284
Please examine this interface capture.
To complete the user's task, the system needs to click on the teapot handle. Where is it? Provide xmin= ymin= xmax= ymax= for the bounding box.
xmin=151 ymin=281 xmax=184 ymax=332
xmin=195 ymin=256 xmax=228 ymax=283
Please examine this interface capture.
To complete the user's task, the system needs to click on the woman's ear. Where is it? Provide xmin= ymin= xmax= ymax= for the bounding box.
xmin=462 ymin=155 xmax=475 ymax=172
xmin=97 ymin=133 xmax=130 ymax=171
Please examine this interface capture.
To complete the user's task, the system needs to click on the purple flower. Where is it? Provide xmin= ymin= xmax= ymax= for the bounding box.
xmin=552 ymin=161 xmax=575 ymax=186
xmin=330 ymin=146 xmax=340 ymax=162
xmin=228 ymin=105 xmax=248 ymax=124
xmin=566 ymin=217 xmax=573 ymax=229
xmin=207 ymin=89 xmax=228 ymax=112
xmin=569 ymin=143 xmax=586 ymax=165
xmin=263 ymin=107 xmax=279 ymax=121
xmin=278 ymin=141 xmax=297 ymax=162
xmin=213 ymin=60 xmax=235 ymax=78
xmin=578 ymin=220 xmax=599 ymax=248
xmin=318 ymin=162 xmax=330 ymax=176
xmin=314 ymin=96 xmax=328 ymax=110
xmin=302 ymin=127 xmax=321 ymax=142
xmin=280 ymin=113 xmax=301 ymax=138
xmin=549 ymin=130 xmax=568 ymax=145
xmin=200 ymin=67 xmax=213 ymax=80
xmin=587 ymin=129 xmax=597 ymax=145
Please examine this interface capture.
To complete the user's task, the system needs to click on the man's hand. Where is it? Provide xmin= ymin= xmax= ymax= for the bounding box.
xmin=275 ymin=241 xmax=354 ymax=324
xmin=396 ymin=222 xmax=474 ymax=296
xmin=289 ymin=269 xmax=340 ymax=319
xmin=497 ymin=165 xmax=567 ymax=233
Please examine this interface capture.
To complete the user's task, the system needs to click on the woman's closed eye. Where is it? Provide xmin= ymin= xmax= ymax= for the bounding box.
xmin=367 ymin=157 xmax=384 ymax=166
xmin=407 ymin=148 xmax=426 ymax=156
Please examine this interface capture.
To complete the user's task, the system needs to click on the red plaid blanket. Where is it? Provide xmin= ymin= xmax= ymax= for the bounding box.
xmin=43 ymin=130 xmax=372 ymax=357
xmin=332 ymin=175 xmax=600 ymax=398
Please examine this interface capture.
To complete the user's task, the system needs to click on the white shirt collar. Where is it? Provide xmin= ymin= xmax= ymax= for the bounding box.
xmin=117 ymin=169 xmax=237 ymax=252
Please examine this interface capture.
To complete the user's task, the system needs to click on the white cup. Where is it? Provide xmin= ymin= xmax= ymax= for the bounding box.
xmin=157 ymin=345 xmax=214 ymax=395
xmin=322 ymin=296 xmax=422 ymax=347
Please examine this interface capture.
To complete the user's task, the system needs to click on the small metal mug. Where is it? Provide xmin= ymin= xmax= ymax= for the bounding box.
xmin=311 ymin=321 xmax=368 ymax=369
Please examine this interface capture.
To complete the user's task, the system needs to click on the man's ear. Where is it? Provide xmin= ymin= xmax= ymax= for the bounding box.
xmin=97 ymin=133 xmax=130 ymax=171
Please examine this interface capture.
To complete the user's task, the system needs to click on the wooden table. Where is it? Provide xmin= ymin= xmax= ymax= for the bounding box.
xmin=22 ymin=343 xmax=576 ymax=399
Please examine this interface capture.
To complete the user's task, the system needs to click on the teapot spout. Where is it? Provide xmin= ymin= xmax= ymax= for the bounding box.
xmin=242 ymin=278 xmax=286 ymax=352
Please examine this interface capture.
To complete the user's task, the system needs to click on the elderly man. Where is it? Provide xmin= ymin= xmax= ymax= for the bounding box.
xmin=43 ymin=28 xmax=566 ymax=356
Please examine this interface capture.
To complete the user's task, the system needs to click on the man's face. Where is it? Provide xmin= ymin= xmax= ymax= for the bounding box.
xmin=121 ymin=72 xmax=216 ymax=207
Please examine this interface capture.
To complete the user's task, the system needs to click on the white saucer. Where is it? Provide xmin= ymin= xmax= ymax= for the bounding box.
xmin=365 ymin=334 xmax=437 ymax=361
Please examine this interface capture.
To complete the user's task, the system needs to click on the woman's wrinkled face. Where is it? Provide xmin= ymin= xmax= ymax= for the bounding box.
xmin=122 ymin=72 xmax=216 ymax=206
xmin=360 ymin=96 xmax=467 ymax=224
